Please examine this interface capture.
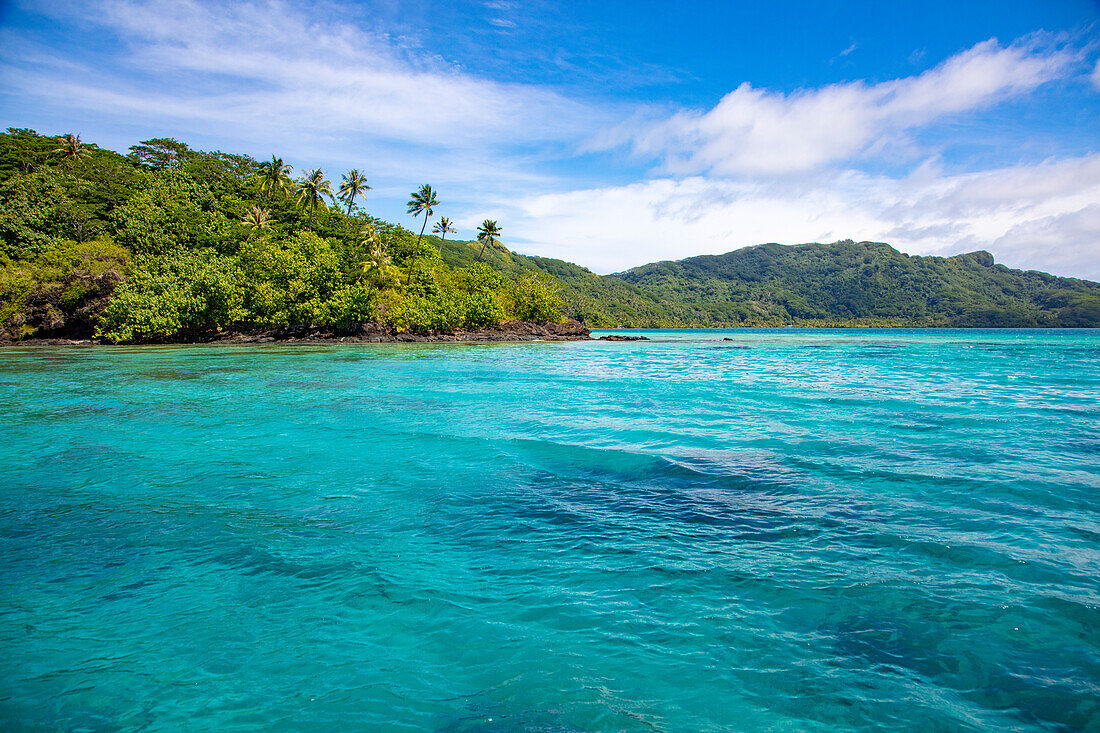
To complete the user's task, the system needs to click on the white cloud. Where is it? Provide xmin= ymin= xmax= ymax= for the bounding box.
xmin=0 ymin=0 xmax=629 ymax=223
xmin=993 ymin=205 xmax=1100 ymax=277
xmin=601 ymin=38 xmax=1074 ymax=175
xmin=1092 ymin=57 xmax=1100 ymax=90
xmin=837 ymin=42 xmax=857 ymax=59
xmin=500 ymin=154 xmax=1100 ymax=279
xmin=10 ymin=0 xmax=609 ymax=160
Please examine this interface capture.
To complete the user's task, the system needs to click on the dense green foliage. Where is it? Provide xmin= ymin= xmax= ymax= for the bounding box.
xmin=0 ymin=129 xmax=567 ymax=342
xmin=434 ymin=234 xmax=1100 ymax=329
xmin=3 ymin=128 xmax=1098 ymax=340
xmin=434 ymin=237 xmax=675 ymax=327
xmin=614 ymin=241 xmax=1100 ymax=327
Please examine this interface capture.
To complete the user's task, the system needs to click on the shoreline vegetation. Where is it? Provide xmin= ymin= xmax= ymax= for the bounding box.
xmin=3 ymin=128 xmax=1099 ymax=345
xmin=0 ymin=130 xmax=570 ymax=345
xmin=3 ymin=320 xmax=593 ymax=346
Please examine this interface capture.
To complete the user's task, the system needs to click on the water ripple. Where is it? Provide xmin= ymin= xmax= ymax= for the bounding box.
xmin=1 ymin=329 xmax=1098 ymax=732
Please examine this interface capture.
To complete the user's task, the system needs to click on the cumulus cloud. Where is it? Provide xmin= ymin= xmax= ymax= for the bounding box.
xmin=992 ymin=205 xmax=1100 ymax=277
xmin=499 ymin=154 xmax=1100 ymax=279
xmin=600 ymin=37 xmax=1075 ymax=175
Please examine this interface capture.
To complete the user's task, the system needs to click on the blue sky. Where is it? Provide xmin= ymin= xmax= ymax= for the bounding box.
xmin=2 ymin=0 xmax=1099 ymax=277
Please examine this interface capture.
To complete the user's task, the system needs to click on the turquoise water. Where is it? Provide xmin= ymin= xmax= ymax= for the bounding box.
xmin=1 ymin=329 xmax=1098 ymax=732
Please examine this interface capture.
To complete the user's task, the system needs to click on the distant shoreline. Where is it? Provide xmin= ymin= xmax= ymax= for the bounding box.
xmin=5 ymin=322 xmax=1098 ymax=347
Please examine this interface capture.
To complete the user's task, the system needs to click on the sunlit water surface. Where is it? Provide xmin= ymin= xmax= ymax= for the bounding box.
xmin=1 ymin=329 xmax=1098 ymax=732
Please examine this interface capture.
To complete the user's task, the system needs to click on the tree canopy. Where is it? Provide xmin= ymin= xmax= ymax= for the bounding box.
xmin=0 ymin=129 xmax=567 ymax=342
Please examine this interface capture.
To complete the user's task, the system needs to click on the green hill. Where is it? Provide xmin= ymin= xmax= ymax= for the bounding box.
xmin=611 ymin=241 xmax=1100 ymax=327
xmin=0 ymin=128 xmax=568 ymax=341
xmin=436 ymin=235 xmax=1100 ymax=328
xmin=432 ymin=236 xmax=676 ymax=327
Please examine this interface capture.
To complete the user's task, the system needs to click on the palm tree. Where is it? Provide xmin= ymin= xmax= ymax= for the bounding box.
xmin=476 ymin=219 xmax=501 ymax=262
xmin=243 ymin=206 xmax=272 ymax=233
xmin=358 ymin=222 xmax=383 ymax=261
xmin=362 ymin=247 xmax=401 ymax=289
xmin=432 ymin=217 xmax=456 ymax=243
xmin=360 ymin=226 xmax=400 ymax=290
xmin=258 ymin=156 xmax=293 ymax=200
xmin=407 ymin=184 xmax=439 ymax=257
xmin=360 ymin=222 xmax=383 ymax=250
xmin=338 ymin=169 xmax=371 ymax=215
xmin=53 ymin=134 xmax=88 ymax=166
xmin=296 ymin=168 xmax=334 ymax=227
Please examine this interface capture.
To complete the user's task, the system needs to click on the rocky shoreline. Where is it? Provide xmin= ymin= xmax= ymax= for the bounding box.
xmin=0 ymin=319 xmax=593 ymax=346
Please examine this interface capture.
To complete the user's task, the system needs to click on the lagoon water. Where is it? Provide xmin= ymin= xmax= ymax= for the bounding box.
xmin=1 ymin=329 xmax=1098 ymax=732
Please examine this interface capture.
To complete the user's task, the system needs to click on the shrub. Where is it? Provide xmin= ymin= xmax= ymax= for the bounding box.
xmin=509 ymin=272 xmax=564 ymax=323
xmin=113 ymin=169 xmax=234 ymax=255
xmin=236 ymin=231 xmax=346 ymax=327
xmin=96 ymin=248 xmax=242 ymax=342
xmin=324 ymin=282 xmax=375 ymax=327
xmin=1 ymin=237 xmax=128 ymax=326
xmin=462 ymin=290 xmax=505 ymax=328
xmin=456 ymin=264 xmax=506 ymax=328
xmin=378 ymin=288 xmax=464 ymax=334
xmin=0 ymin=170 xmax=73 ymax=256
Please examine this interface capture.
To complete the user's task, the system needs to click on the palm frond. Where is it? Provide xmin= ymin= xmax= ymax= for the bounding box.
xmin=243 ymin=206 xmax=272 ymax=232
xmin=475 ymin=219 xmax=501 ymax=261
xmin=339 ymin=169 xmax=371 ymax=213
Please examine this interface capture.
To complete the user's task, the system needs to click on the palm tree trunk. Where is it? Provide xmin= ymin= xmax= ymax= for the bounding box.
xmin=476 ymin=240 xmax=489 ymax=262
xmin=416 ymin=216 xmax=428 ymax=256
xmin=342 ymin=197 xmax=354 ymax=245
xmin=410 ymin=215 xmax=430 ymax=280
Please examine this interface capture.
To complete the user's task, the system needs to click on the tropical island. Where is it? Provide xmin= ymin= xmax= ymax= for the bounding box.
xmin=2 ymin=128 xmax=1099 ymax=344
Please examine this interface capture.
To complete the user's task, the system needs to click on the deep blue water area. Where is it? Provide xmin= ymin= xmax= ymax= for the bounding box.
xmin=1 ymin=329 xmax=1098 ymax=731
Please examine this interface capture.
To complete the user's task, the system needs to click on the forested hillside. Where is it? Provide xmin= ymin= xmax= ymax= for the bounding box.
xmin=0 ymin=129 xmax=565 ymax=342
xmin=2 ymin=128 xmax=1098 ymax=341
xmin=615 ymin=241 xmax=1100 ymax=327
xmin=433 ymin=236 xmax=678 ymax=326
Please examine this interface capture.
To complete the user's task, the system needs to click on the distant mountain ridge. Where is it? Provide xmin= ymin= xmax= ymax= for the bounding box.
xmin=439 ymin=237 xmax=1100 ymax=328
xmin=613 ymin=240 xmax=1100 ymax=327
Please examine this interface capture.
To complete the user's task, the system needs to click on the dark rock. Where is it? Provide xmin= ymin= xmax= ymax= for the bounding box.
xmin=4 ymin=315 xmax=593 ymax=347
xmin=597 ymin=334 xmax=650 ymax=341
xmin=1 ymin=269 xmax=123 ymax=342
